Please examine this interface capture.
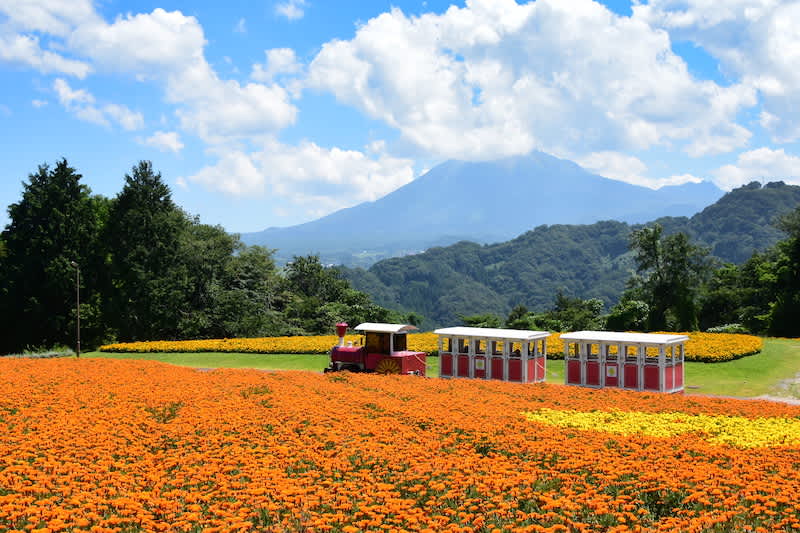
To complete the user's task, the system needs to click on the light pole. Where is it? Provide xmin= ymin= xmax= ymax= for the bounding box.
xmin=70 ymin=261 xmax=80 ymax=358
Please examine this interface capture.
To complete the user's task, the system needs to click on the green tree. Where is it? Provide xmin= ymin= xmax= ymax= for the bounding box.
xmin=767 ymin=207 xmax=800 ymax=336
xmin=0 ymin=160 xmax=107 ymax=352
xmin=628 ymin=224 xmax=712 ymax=331
xmin=460 ymin=313 xmax=503 ymax=328
xmin=213 ymin=245 xmax=296 ymax=337
xmin=105 ymin=161 xmax=189 ymax=341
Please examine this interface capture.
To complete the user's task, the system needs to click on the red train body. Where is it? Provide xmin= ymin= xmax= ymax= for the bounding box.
xmin=325 ymin=322 xmax=426 ymax=376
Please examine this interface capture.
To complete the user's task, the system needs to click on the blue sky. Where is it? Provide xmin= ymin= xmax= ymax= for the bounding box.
xmin=2 ymin=0 xmax=800 ymax=234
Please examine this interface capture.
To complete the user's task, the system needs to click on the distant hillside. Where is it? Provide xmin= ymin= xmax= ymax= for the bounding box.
xmin=342 ymin=182 xmax=800 ymax=328
xmin=242 ymin=152 xmax=723 ymax=266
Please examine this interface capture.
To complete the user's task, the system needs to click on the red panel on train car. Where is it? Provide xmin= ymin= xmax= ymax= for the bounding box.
xmin=567 ymin=360 xmax=581 ymax=384
xmin=440 ymin=353 xmax=453 ymax=377
xmin=457 ymin=354 xmax=470 ymax=377
xmin=331 ymin=346 xmax=364 ymax=365
xmin=675 ymin=363 xmax=684 ymax=388
xmin=586 ymin=361 xmax=600 ymax=386
xmin=524 ymin=358 xmax=534 ymax=383
xmin=623 ymin=363 xmax=638 ymax=389
xmin=491 ymin=357 xmax=504 ymax=381
xmin=534 ymin=357 xmax=546 ymax=381
xmin=508 ymin=358 xmax=522 ymax=382
xmin=644 ymin=365 xmax=660 ymax=391
xmin=665 ymin=366 xmax=674 ymax=390
xmin=395 ymin=351 xmax=427 ymax=376
xmin=474 ymin=355 xmax=487 ymax=379
xmin=604 ymin=363 xmax=619 ymax=387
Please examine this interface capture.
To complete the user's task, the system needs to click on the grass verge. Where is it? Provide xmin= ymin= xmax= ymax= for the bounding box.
xmin=86 ymin=338 xmax=800 ymax=399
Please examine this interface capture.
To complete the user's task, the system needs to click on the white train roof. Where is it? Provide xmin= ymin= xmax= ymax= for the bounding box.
xmin=354 ymin=322 xmax=419 ymax=333
xmin=560 ymin=331 xmax=689 ymax=344
xmin=434 ymin=327 xmax=550 ymax=341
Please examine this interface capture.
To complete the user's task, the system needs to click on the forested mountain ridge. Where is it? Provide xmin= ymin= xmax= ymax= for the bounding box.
xmin=242 ymin=152 xmax=723 ymax=267
xmin=341 ymin=182 xmax=800 ymax=328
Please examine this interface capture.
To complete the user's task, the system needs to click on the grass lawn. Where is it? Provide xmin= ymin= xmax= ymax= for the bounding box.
xmin=86 ymin=337 xmax=800 ymax=399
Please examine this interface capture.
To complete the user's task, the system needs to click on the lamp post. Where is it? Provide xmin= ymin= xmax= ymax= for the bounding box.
xmin=70 ymin=261 xmax=80 ymax=358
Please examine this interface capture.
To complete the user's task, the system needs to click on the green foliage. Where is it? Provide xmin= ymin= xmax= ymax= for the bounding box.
xmin=605 ymin=300 xmax=649 ymax=331
xmin=0 ymin=160 xmax=107 ymax=353
xmin=627 ymin=224 xmax=712 ymax=331
xmin=766 ymin=207 xmax=800 ymax=336
xmin=460 ymin=313 xmax=503 ymax=328
xmin=1 ymin=160 xmax=397 ymax=351
xmin=343 ymin=182 xmax=800 ymax=328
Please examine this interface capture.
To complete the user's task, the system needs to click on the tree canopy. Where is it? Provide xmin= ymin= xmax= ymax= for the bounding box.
xmin=0 ymin=160 xmax=400 ymax=353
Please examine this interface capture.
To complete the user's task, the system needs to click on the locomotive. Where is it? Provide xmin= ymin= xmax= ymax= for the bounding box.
xmin=324 ymin=322 xmax=427 ymax=375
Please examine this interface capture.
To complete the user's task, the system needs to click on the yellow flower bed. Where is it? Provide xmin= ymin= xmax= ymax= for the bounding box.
xmin=523 ymin=407 xmax=800 ymax=448
xmin=100 ymin=331 xmax=761 ymax=362
xmin=544 ymin=331 xmax=761 ymax=362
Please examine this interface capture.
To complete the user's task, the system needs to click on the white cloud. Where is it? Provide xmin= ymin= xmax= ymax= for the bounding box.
xmin=0 ymin=33 xmax=91 ymax=78
xmin=251 ymin=48 xmax=302 ymax=82
xmin=0 ymin=0 xmax=98 ymax=36
xmin=275 ymin=0 xmax=308 ymax=21
xmin=577 ymin=150 xmax=703 ymax=188
xmin=306 ymin=0 xmax=754 ymax=162
xmin=103 ymin=103 xmax=144 ymax=131
xmin=234 ymin=18 xmax=246 ymax=34
xmin=635 ymin=0 xmax=800 ymax=143
xmin=32 ymin=99 xmax=48 ymax=108
xmin=138 ymin=131 xmax=184 ymax=153
xmin=53 ymin=78 xmax=143 ymax=130
xmin=188 ymin=140 xmax=415 ymax=218
xmin=712 ymin=147 xmax=800 ymax=190
xmin=67 ymin=8 xmax=297 ymax=143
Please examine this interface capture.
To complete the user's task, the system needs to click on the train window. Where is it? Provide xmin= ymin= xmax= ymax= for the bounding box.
xmin=511 ymin=342 xmax=522 ymax=356
xmin=458 ymin=338 xmax=469 ymax=353
xmin=492 ymin=341 xmax=504 ymax=355
xmin=475 ymin=340 xmax=485 ymax=354
xmin=394 ymin=333 xmax=407 ymax=352
xmin=443 ymin=337 xmax=453 ymax=352
xmin=645 ymin=346 xmax=660 ymax=360
xmin=366 ymin=332 xmax=391 ymax=354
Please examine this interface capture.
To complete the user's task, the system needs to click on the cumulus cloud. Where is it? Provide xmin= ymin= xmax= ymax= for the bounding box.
xmin=138 ymin=131 xmax=184 ymax=153
xmin=712 ymin=147 xmax=800 ymax=190
xmin=67 ymin=8 xmax=297 ymax=143
xmin=53 ymin=78 xmax=143 ymax=130
xmin=635 ymin=0 xmax=800 ymax=143
xmin=188 ymin=140 xmax=415 ymax=217
xmin=306 ymin=0 xmax=754 ymax=161
xmin=577 ymin=151 xmax=704 ymax=188
xmin=275 ymin=0 xmax=308 ymax=21
xmin=251 ymin=48 xmax=302 ymax=82
xmin=0 ymin=33 xmax=91 ymax=78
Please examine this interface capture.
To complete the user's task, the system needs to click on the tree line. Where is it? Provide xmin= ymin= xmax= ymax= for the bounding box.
xmin=464 ymin=215 xmax=800 ymax=337
xmin=0 ymin=160 xmax=404 ymax=354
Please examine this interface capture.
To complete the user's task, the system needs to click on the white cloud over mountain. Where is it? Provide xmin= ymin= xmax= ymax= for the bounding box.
xmin=307 ymin=0 xmax=754 ymax=162
xmin=713 ymin=148 xmax=800 ymax=190
xmin=3 ymin=0 xmax=800 ymax=224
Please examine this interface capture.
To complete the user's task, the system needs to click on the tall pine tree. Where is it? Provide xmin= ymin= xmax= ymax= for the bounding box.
xmin=105 ymin=161 xmax=188 ymax=341
xmin=0 ymin=160 xmax=105 ymax=353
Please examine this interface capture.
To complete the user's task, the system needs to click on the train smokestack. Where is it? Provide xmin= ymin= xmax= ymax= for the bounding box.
xmin=336 ymin=322 xmax=348 ymax=347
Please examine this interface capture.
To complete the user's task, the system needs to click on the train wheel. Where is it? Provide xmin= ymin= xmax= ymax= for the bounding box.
xmin=375 ymin=358 xmax=401 ymax=375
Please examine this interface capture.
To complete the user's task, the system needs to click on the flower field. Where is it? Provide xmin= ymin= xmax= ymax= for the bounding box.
xmin=1 ymin=358 xmax=799 ymax=532
xmin=99 ymin=331 xmax=762 ymax=363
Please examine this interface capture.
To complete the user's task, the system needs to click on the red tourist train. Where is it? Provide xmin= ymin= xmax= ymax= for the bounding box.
xmin=325 ymin=322 xmax=687 ymax=393
xmin=324 ymin=322 xmax=427 ymax=376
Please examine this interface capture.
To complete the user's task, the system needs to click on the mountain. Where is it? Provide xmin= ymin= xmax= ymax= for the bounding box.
xmin=241 ymin=152 xmax=723 ymax=266
xmin=341 ymin=182 xmax=800 ymax=329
